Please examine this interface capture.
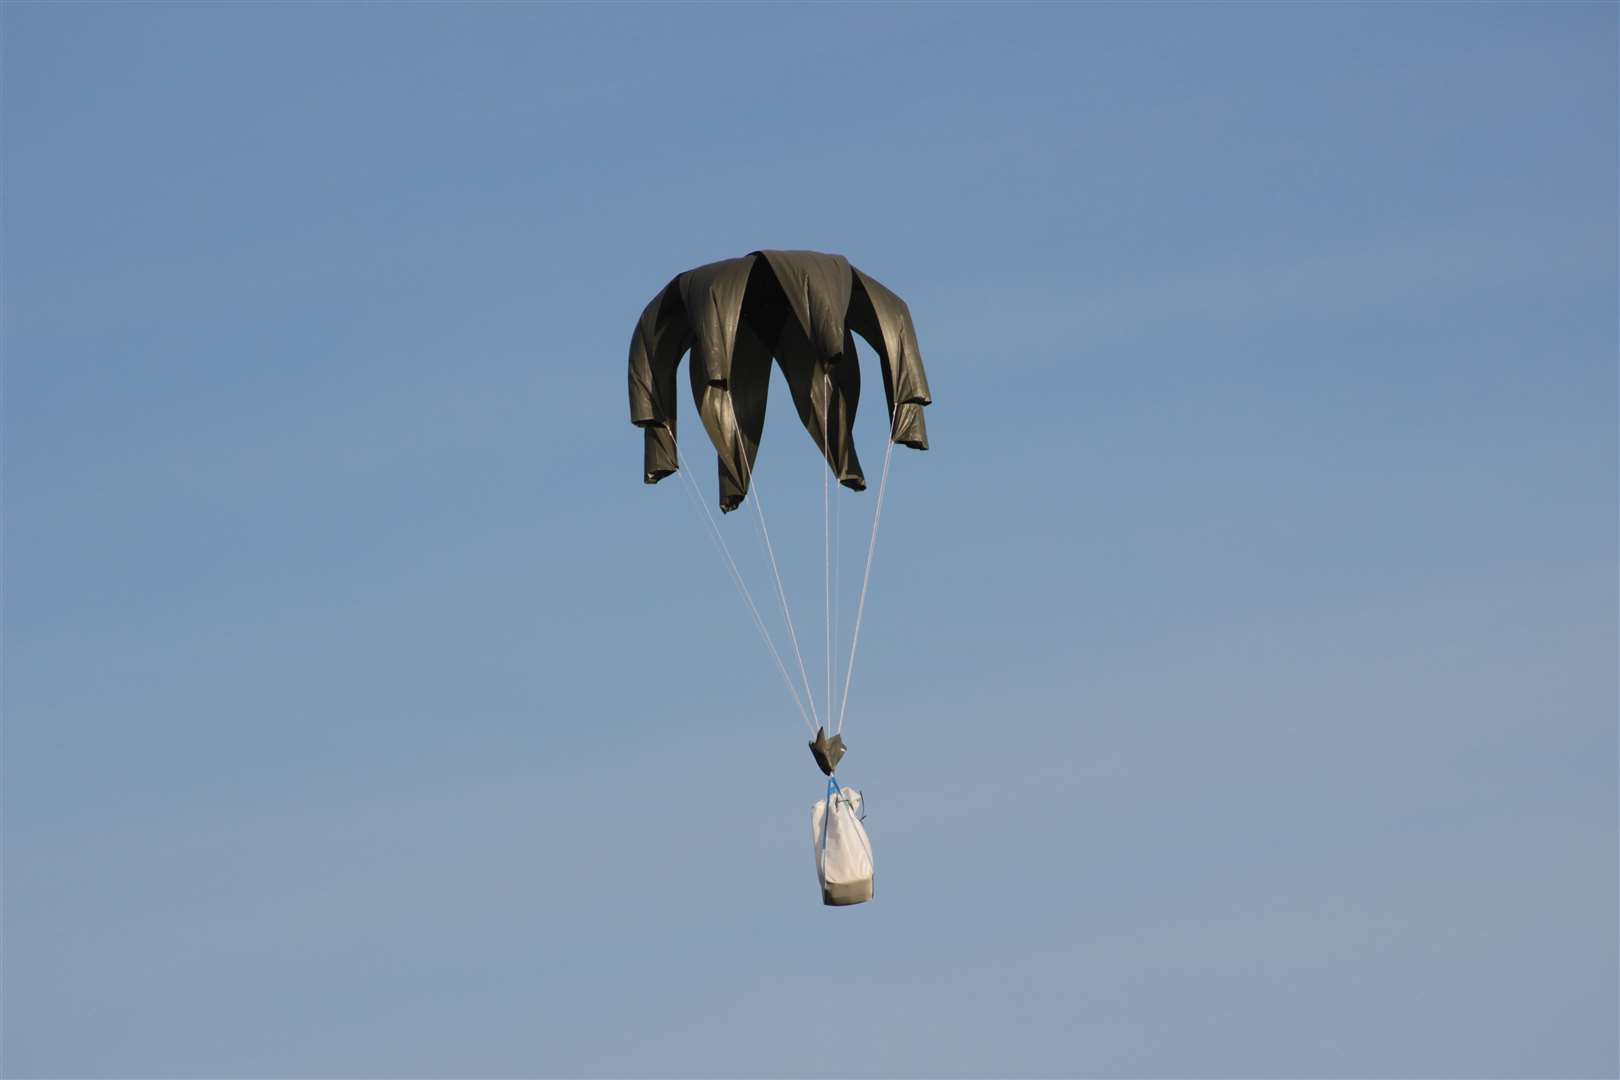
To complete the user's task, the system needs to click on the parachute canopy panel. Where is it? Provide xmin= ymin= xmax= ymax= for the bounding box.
xmin=628 ymin=250 xmax=932 ymax=511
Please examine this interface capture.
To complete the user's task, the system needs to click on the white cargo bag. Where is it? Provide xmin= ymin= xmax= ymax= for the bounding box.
xmin=811 ymin=785 xmax=874 ymax=906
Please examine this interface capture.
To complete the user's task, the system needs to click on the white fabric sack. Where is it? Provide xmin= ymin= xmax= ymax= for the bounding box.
xmin=811 ymin=787 xmax=874 ymax=906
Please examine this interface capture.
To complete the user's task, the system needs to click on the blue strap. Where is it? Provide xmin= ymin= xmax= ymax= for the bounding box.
xmin=820 ymin=776 xmax=841 ymax=854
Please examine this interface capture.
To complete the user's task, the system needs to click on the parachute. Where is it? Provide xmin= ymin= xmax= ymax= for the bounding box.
xmin=627 ymin=251 xmax=932 ymax=903
xmin=628 ymin=250 xmax=931 ymax=511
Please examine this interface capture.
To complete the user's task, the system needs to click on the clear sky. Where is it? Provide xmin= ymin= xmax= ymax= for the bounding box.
xmin=3 ymin=3 xmax=1615 ymax=1077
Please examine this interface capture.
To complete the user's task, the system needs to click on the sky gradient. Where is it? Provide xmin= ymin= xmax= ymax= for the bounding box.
xmin=4 ymin=3 xmax=1616 ymax=1077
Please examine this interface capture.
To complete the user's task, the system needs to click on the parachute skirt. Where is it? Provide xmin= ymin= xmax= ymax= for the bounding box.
xmin=811 ymin=786 xmax=874 ymax=906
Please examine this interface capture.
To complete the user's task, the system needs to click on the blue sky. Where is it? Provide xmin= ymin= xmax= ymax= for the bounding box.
xmin=3 ymin=3 xmax=1615 ymax=1077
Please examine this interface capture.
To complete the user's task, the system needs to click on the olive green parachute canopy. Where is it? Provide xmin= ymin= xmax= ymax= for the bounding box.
xmin=628 ymin=250 xmax=932 ymax=511
xmin=808 ymin=726 xmax=847 ymax=776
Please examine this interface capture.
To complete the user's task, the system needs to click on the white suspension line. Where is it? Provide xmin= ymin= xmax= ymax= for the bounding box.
xmin=733 ymin=394 xmax=823 ymax=730
xmin=673 ymin=436 xmax=816 ymax=733
xmin=822 ymin=368 xmax=833 ymax=744
xmin=835 ymin=407 xmax=901 ymax=735
xmin=833 ymin=432 xmax=841 ymax=723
